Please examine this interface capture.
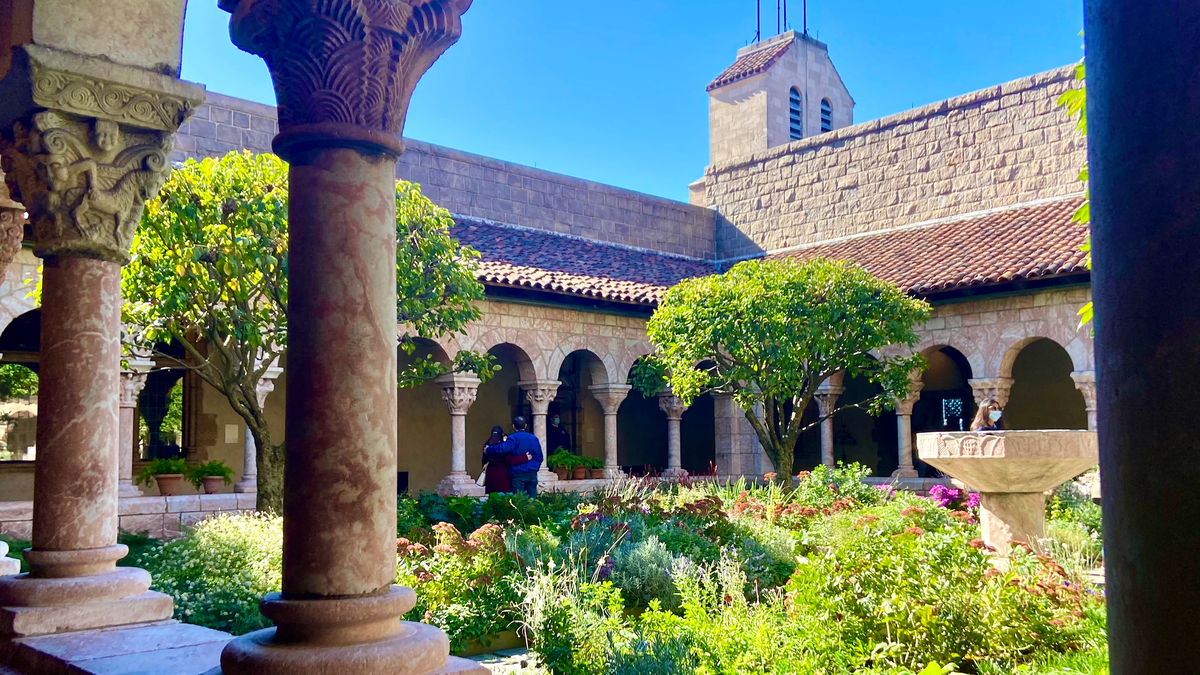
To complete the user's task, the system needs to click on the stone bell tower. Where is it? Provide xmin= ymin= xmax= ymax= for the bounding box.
xmin=705 ymin=30 xmax=855 ymax=167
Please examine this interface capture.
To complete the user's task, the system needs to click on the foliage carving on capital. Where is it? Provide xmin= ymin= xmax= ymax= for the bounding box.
xmin=969 ymin=378 xmax=1015 ymax=409
xmin=1 ymin=111 xmax=172 ymax=263
xmin=119 ymin=370 xmax=149 ymax=408
xmin=221 ymin=0 xmax=473 ymax=157
xmin=590 ymin=385 xmax=632 ymax=415
xmin=0 ymin=178 xmax=26 ymax=272
xmin=657 ymin=393 xmax=688 ymax=421
xmin=521 ymin=381 xmax=560 ymax=415
xmin=440 ymin=385 xmax=478 ymax=416
xmin=30 ymin=65 xmax=197 ymax=132
xmin=814 ymin=385 xmax=846 ymax=417
xmin=895 ymin=380 xmax=924 ymax=416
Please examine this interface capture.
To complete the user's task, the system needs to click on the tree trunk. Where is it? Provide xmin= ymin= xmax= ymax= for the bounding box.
xmin=251 ymin=426 xmax=284 ymax=514
xmin=743 ymin=407 xmax=794 ymax=482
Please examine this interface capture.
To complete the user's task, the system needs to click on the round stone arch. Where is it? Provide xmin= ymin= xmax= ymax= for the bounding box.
xmin=463 ymin=331 xmax=541 ymax=382
xmin=997 ymin=333 xmax=1091 ymax=380
xmin=546 ymin=339 xmax=617 ymax=388
xmin=1001 ymin=337 xmax=1088 ymax=431
xmin=616 ymin=341 xmax=655 ymax=385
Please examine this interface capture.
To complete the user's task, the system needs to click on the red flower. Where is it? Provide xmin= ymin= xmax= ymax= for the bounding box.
xmin=854 ymin=515 xmax=880 ymax=529
xmin=969 ymin=538 xmax=987 ymax=550
xmin=901 ymin=506 xmax=926 ymax=517
xmin=905 ymin=526 xmax=925 ymax=536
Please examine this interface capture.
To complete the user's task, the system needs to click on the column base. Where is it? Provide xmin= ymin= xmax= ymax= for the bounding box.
xmin=602 ymin=467 xmax=625 ymax=480
xmin=0 ymin=559 xmax=17 ymax=577
xmin=0 ymin=590 xmax=173 ymax=637
xmin=117 ymin=482 xmax=144 ymax=499
xmin=233 ymin=479 xmax=257 ymax=494
xmin=660 ymin=467 xmax=688 ymax=479
xmin=434 ymin=473 xmax=485 ymax=498
xmin=536 ymin=469 xmax=559 ymax=485
xmin=890 ymin=467 xmax=919 ymax=479
xmin=213 ymin=587 xmax=487 ymax=675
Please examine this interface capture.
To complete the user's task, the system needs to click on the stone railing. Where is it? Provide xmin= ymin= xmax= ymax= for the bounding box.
xmin=0 ymin=494 xmax=254 ymax=541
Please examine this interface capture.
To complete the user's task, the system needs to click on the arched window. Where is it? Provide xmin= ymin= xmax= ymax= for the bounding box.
xmin=789 ymin=87 xmax=803 ymax=141
xmin=821 ymin=98 xmax=833 ymax=133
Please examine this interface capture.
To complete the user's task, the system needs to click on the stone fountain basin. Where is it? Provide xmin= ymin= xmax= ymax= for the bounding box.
xmin=916 ymin=430 xmax=1098 ymax=494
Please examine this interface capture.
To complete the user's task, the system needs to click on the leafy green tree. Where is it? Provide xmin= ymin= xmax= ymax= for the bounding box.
xmin=1057 ymin=57 xmax=1091 ymax=328
xmin=123 ymin=151 xmax=491 ymax=512
xmin=0 ymin=364 xmax=37 ymax=400
xmin=633 ymin=258 xmax=930 ymax=480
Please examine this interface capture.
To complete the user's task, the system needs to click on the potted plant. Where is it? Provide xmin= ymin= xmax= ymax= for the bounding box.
xmin=571 ymin=457 xmax=588 ymax=481
xmin=135 ymin=458 xmax=188 ymax=496
xmin=548 ymin=450 xmax=574 ymax=481
xmin=186 ymin=460 xmax=234 ymax=494
xmin=583 ymin=456 xmax=606 ymax=479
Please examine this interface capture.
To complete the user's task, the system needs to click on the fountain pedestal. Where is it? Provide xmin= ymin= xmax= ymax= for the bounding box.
xmin=916 ymin=430 xmax=1098 ymax=549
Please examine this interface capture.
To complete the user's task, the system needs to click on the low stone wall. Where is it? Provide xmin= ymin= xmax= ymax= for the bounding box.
xmin=0 ymin=494 xmax=254 ymax=541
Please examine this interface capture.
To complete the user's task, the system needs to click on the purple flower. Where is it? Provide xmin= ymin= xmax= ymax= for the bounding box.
xmin=966 ymin=492 xmax=981 ymax=510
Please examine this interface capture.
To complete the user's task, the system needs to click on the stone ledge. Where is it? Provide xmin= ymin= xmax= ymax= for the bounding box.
xmin=9 ymin=622 xmax=231 ymax=675
xmin=0 ymin=591 xmax=173 ymax=638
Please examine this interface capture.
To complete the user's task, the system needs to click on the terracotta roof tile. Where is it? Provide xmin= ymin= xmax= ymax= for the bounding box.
xmin=708 ymin=40 xmax=792 ymax=91
xmin=763 ymin=197 xmax=1089 ymax=294
xmin=451 ymin=219 xmax=716 ymax=306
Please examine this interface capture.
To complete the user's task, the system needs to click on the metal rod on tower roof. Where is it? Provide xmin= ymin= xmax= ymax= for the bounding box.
xmin=756 ymin=0 xmax=761 ymax=42
xmin=803 ymin=0 xmax=808 ymax=34
xmin=784 ymin=0 xmax=788 ymax=30
xmin=777 ymin=0 xmax=781 ymax=34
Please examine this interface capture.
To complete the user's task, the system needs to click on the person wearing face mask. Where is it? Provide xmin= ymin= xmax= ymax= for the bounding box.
xmin=970 ymin=398 xmax=1005 ymax=431
xmin=546 ymin=410 xmax=571 ymax=454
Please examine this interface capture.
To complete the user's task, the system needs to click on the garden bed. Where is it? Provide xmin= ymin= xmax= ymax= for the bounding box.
xmin=128 ymin=465 xmax=1106 ymax=675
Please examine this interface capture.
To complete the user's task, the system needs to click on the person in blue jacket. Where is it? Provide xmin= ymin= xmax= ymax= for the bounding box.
xmin=489 ymin=416 xmax=543 ymax=497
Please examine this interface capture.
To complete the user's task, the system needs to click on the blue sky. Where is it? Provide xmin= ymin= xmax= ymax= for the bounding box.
xmin=183 ymin=0 xmax=1084 ymax=202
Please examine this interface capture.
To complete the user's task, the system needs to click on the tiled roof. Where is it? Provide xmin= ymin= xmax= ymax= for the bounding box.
xmin=451 ymin=219 xmax=716 ymax=306
xmin=707 ymin=40 xmax=792 ymax=91
xmin=763 ymin=197 xmax=1089 ymax=295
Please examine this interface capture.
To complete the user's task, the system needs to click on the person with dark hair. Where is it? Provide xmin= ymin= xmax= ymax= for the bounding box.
xmin=481 ymin=425 xmax=530 ymax=494
xmin=486 ymin=415 xmax=543 ymax=497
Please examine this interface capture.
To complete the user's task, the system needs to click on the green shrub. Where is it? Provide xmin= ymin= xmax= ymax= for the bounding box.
xmin=610 ymin=536 xmax=679 ymax=610
xmin=137 ymin=513 xmax=282 ymax=635
xmin=548 ymin=450 xmax=578 ymax=470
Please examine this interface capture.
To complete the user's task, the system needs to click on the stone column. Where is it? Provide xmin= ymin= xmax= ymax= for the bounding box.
xmin=216 ymin=1 xmax=483 ymax=673
xmin=0 ymin=47 xmax=201 ymax=635
xmin=891 ymin=379 xmax=924 ymax=478
xmin=1070 ymin=371 xmax=1097 ymax=432
xmin=1086 ymin=2 xmax=1200 ymax=670
xmin=968 ymin=378 xmax=1014 ymax=409
xmin=118 ymin=358 xmax=155 ymax=498
xmin=657 ymin=391 xmax=689 ymax=478
xmin=714 ymin=394 xmax=764 ymax=478
xmin=520 ymin=379 xmax=563 ymax=484
xmin=434 ymin=373 xmax=484 ymax=497
xmin=814 ymin=374 xmax=846 ymax=468
xmin=233 ymin=362 xmax=283 ymax=494
xmin=590 ymin=383 xmax=631 ymax=479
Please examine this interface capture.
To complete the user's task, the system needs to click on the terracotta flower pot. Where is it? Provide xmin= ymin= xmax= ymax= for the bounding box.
xmin=201 ymin=476 xmax=225 ymax=494
xmin=590 ymin=468 xmax=606 ymax=480
xmin=554 ymin=467 xmax=569 ymax=481
xmin=572 ymin=466 xmax=587 ymax=480
xmin=154 ymin=474 xmax=184 ymax=497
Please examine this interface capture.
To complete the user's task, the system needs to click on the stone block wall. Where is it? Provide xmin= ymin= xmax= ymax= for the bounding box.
xmin=171 ymin=93 xmax=717 ymax=259
xmin=0 ymin=494 xmax=252 ymax=541
xmin=706 ymin=65 xmax=1087 ymax=260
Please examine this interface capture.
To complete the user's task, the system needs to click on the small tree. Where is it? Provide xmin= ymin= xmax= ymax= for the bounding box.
xmin=1057 ymin=57 xmax=1092 ymax=329
xmin=123 ymin=151 xmax=491 ymax=512
xmin=633 ymin=258 xmax=930 ymax=480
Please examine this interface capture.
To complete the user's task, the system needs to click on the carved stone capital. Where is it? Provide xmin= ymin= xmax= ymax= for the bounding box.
xmin=895 ymin=380 xmax=925 ymax=416
xmin=657 ymin=392 xmax=688 ymax=421
xmin=589 ymin=384 xmax=632 ymax=415
xmin=2 ymin=110 xmax=173 ymax=263
xmin=969 ymin=378 xmax=1015 ymax=409
xmin=814 ymin=385 xmax=846 ymax=417
xmin=220 ymin=0 xmax=474 ymax=159
xmin=1070 ymin=371 xmax=1097 ymax=411
xmin=519 ymin=379 xmax=561 ymax=415
xmin=435 ymin=373 xmax=480 ymax=415
xmin=0 ymin=178 xmax=26 ymax=273
xmin=118 ymin=358 xmax=155 ymax=408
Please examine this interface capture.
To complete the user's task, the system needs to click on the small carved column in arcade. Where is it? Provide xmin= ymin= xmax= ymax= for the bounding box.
xmin=0 ymin=44 xmax=203 ymax=635
xmin=216 ymin=1 xmax=483 ymax=673
xmin=969 ymin=378 xmax=1015 ymax=410
xmin=1070 ymin=371 xmax=1097 ymax=432
xmin=891 ymin=379 xmax=924 ymax=479
xmin=590 ymin=383 xmax=632 ymax=479
xmin=0 ymin=174 xmax=27 ymax=280
xmin=435 ymin=373 xmax=484 ymax=497
xmin=814 ymin=373 xmax=847 ymax=468
xmin=118 ymin=357 xmax=155 ymax=498
xmin=520 ymin=379 xmax=563 ymax=483
xmin=658 ymin=391 xmax=689 ymax=478
xmin=234 ymin=361 xmax=283 ymax=494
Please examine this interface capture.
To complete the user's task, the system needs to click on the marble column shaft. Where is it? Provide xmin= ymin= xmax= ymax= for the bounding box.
xmin=1086 ymin=0 xmax=1200 ymax=669
xmin=892 ymin=381 xmax=923 ymax=478
xmin=1071 ymin=371 xmax=1097 ymax=432
xmin=520 ymin=380 xmax=562 ymax=481
xmin=590 ymin=384 xmax=631 ymax=479
xmin=118 ymin=362 xmax=153 ymax=498
xmin=434 ymin=374 xmax=482 ymax=497
xmin=657 ymin=392 xmax=688 ymax=477
xmin=814 ymin=386 xmax=845 ymax=469
xmin=235 ymin=365 xmax=282 ymax=494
